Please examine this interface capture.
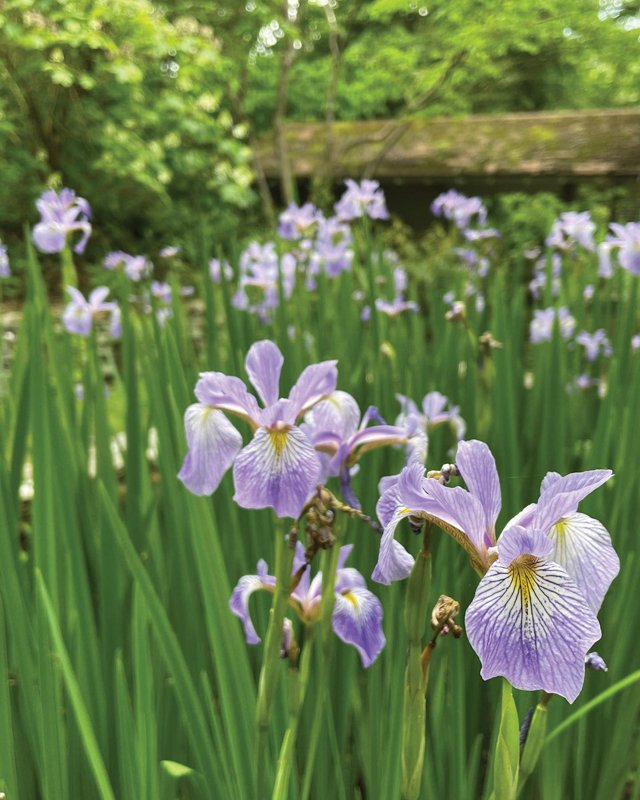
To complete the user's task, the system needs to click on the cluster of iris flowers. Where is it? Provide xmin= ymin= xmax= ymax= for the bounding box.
xmin=178 ymin=340 xmax=618 ymax=701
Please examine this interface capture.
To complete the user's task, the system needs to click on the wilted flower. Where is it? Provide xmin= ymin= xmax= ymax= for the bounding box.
xmin=62 ymin=286 xmax=115 ymax=336
xmin=335 ymin=179 xmax=389 ymax=222
xmin=159 ymin=245 xmax=180 ymax=258
xmin=32 ymin=188 xmax=92 ymax=255
xmin=178 ymin=340 xmax=337 ymax=518
xmin=230 ymin=542 xmax=385 ymax=667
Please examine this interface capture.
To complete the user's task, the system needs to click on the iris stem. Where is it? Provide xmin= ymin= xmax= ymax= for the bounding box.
xmin=271 ymin=626 xmax=316 ymax=800
xmin=60 ymin=245 xmax=78 ymax=291
xmin=401 ymin=524 xmax=432 ymax=800
xmin=256 ymin=520 xmax=296 ymax=797
xmin=299 ymin=517 xmax=345 ymax=797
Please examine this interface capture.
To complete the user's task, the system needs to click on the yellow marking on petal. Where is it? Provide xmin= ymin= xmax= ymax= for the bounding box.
xmin=508 ymin=555 xmax=539 ymax=609
xmin=342 ymin=591 xmax=359 ymax=608
xmin=269 ymin=429 xmax=289 ymax=457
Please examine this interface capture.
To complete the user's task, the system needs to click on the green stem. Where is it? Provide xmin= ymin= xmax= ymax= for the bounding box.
xmin=256 ymin=522 xmax=296 ymax=796
xmin=517 ymin=694 xmax=550 ymax=795
xmin=272 ymin=627 xmax=316 ymax=800
xmin=300 ymin=518 xmax=345 ymax=798
xmin=60 ymin=245 xmax=78 ymax=291
xmin=401 ymin=526 xmax=432 ymax=800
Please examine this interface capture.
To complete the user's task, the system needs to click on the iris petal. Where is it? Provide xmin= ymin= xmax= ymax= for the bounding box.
xmin=245 ymin=340 xmax=283 ymax=407
xmin=232 ymin=426 xmax=321 ymax=518
xmin=466 ymin=556 xmax=601 ymax=703
xmin=332 ymin=587 xmax=386 ymax=667
xmin=178 ymin=404 xmax=242 ymax=495
xmin=547 ymin=512 xmax=620 ymax=612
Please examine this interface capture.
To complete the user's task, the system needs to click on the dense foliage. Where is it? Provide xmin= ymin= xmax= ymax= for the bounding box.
xmin=0 ymin=0 xmax=638 ymax=252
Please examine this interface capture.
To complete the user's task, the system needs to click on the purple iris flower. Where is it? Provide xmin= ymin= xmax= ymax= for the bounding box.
xmin=236 ymin=242 xmax=296 ymax=321
xmin=62 ymin=286 xmax=115 ymax=336
xmin=575 ymin=329 xmax=612 ymax=361
xmin=178 ymin=340 xmax=337 ymax=518
xmin=278 ymin=202 xmax=322 ymax=240
xmin=335 ymin=179 xmax=389 ymax=222
xmin=632 ymin=334 xmax=640 ymax=352
xmin=103 ymin=251 xmax=152 ymax=281
xmin=301 ymin=390 xmax=422 ymax=507
xmin=372 ymin=440 xmax=617 ymax=702
xmin=150 ymin=281 xmax=172 ymax=305
xmin=529 ymin=307 xmax=575 ymax=343
xmin=431 ymin=190 xmax=487 ymax=230
xmin=308 ymin=216 xmax=353 ymax=280
xmin=229 ymin=542 xmax=385 ymax=667
xmin=0 ymin=243 xmax=10 ymax=278
xmin=597 ymin=243 xmax=614 ymax=279
xmin=209 ymin=258 xmax=233 ymax=283
xmin=546 ymin=211 xmax=595 ymax=253
xmin=607 ymin=222 xmax=640 ymax=275
xmin=396 ymin=391 xmax=466 ymax=462
xmin=32 ymin=188 xmax=92 ymax=255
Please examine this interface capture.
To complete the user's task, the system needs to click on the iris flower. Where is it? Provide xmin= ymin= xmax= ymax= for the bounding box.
xmin=62 ymin=286 xmax=115 ymax=336
xmin=178 ymin=340 xmax=337 ymax=518
xmin=372 ymin=440 xmax=618 ymax=701
xmin=302 ymin=390 xmax=423 ymax=507
xmin=230 ymin=542 xmax=385 ymax=667
xmin=32 ymin=188 xmax=92 ymax=255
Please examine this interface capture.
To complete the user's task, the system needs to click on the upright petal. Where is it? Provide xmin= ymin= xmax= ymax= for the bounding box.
xmin=466 ymin=551 xmax=601 ymax=703
xmin=245 ymin=340 xmax=283 ymax=407
xmin=195 ymin=372 xmax=261 ymax=424
xmin=288 ymin=361 xmax=338 ymax=419
xmin=232 ymin=426 xmax=321 ymax=518
xmin=456 ymin=440 xmax=502 ymax=540
xmin=304 ymin=391 xmax=361 ymax=440
xmin=534 ymin=470 xmax=613 ymax=532
xmin=229 ymin=560 xmax=275 ymax=644
xmin=546 ymin=512 xmax=620 ymax=612
xmin=332 ymin=587 xmax=386 ymax=667
xmin=178 ymin=404 xmax=242 ymax=495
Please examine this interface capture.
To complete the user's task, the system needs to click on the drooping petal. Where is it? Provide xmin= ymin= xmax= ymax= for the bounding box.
xmin=534 ymin=470 xmax=613 ymax=533
xmin=232 ymin=425 xmax=321 ymax=518
xmin=288 ymin=360 xmax=338 ymax=419
xmin=546 ymin=512 xmax=620 ymax=612
xmin=32 ymin=222 xmax=66 ymax=254
xmin=195 ymin=372 xmax=261 ymax=424
xmin=332 ymin=587 xmax=386 ymax=667
xmin=466 ymin=551 xmax=601 ymax=703
xmin=178 ymin=404 xmax=242 ymax=495
xmin=455 ymin=440 xmax=502 ymax=540
xmin=228 ymin=560 xmax=275 ymax=644
xmin=371 ymin=507 xmax=415 ymax=585
xmin=245 ymin=340 xmax=283 ymax=407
